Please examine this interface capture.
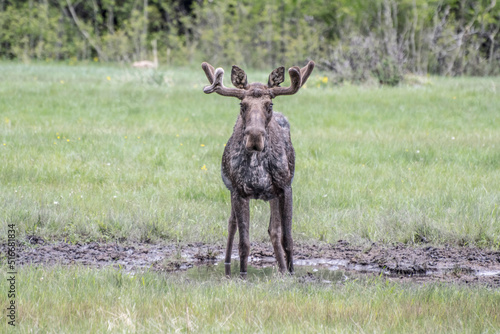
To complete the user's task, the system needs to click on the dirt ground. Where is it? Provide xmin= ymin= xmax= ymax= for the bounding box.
xmin=4 ymin=236 xmax=500 ymax=286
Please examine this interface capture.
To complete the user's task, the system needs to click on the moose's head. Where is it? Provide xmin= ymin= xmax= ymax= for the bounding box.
xmin=201 ymin=61 xmax=315 ymax=153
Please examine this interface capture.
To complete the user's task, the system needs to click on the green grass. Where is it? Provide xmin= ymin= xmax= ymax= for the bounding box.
xmin=1 ymin=265 xmax=499 ymax=333
xmin=0 ymin=62 xmax=499 ymax=246
xmin=1 ymin=62 xmax=500 ymax=333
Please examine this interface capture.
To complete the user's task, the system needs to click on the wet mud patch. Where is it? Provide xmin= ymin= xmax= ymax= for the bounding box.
xmin=185 ymin=261 xmax=349 ymax=284
xmin=3 ymin=237 xmax=500 ymax=286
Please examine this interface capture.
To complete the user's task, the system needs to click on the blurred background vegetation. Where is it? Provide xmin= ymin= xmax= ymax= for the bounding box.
xmin=0 ymin=0 xmax=499 ymax=84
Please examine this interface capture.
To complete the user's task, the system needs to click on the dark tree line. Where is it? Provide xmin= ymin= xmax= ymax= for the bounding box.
xmin=1 ymin=0 xmax=499 ymax=83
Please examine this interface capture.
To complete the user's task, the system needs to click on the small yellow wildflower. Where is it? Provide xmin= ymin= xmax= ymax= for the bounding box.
xmin=2 ymin=143 xmax=6 ymax=146
xmin=321 ymin=76 xmax=328 ymax=84
xmin=200 ymin=144 xmax=205 ymax=147
xmin=106 ymin=76 xmax=111 ymax=81
xmin=57 ymin=136 xmax=60 ymax=139
xmin=137 ymin=136 xmax=140 ymax=139
xmin=67 ymin=139 xmax=70 ymax=142
xmin=201 ymin=164 xmax=207 ymax=171
xmin=4 ymin=117 xmax=9 ymax=124
xmin=176 ymin=134 xmax=179 ymax=137
xmin=78 ymin=138 xmax=81 ymax=140
xmin=453 ymin=96 xmax=456 ymax=99
xmin=180 ymin=143 xmax=183 ymax=146
xmin=94 ymin=57 xmax=98 ymax=62
xmin=124 ymin=136 xmax=128 ymax=139
xmin=60 ymin=80 xmax=64 ymax=84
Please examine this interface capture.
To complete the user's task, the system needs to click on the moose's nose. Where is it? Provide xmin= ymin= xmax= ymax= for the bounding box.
xmin=244 ymin=127 xmax=265 ymax=138
xmin=244 ymin=127 xmax=266 ymax=152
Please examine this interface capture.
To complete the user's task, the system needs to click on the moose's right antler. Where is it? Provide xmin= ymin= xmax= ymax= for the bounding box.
xmin=201 ymin=62 xmax=215 ymax=84
xmin=202 ymin=62 xmax=245 ymax=99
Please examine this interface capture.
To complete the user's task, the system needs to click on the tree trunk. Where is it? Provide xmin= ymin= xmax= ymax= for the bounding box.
xmin=65 ymin=0 xmax=107 ymax=61
xmin=142 ymin=0 xmax=148 ymax=59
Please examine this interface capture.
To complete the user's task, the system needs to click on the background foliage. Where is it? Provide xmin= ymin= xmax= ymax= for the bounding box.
xmin=1 ymin=0 xmax=499 ymax=83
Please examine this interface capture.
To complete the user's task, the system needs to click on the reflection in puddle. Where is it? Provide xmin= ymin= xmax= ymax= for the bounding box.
xmin=183 ymin=258 xmax=500 ymax=282
xmin=476 ymin=270 xmax=500 ymax=277
xmin=185 ymin=261 xmax=349 ymax=283
xmin=295 ymin=259 xmax=349 ymax=267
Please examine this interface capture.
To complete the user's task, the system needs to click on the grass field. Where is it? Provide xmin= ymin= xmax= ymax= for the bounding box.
xmin=1 ymin=62 xmax=499 ymax=247
xmin=0 ymin=265 xmax=499 ymax=333
xmin=1 ymin=62 xmax=500 ymax=332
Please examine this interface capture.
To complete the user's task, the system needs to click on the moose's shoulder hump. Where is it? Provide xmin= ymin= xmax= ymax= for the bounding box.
xmin=272 ymin=112 xmax=290 ymax=130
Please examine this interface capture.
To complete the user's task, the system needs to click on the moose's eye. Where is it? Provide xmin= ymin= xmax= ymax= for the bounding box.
xmin=240 ymin=103 xmax=249 ymax=115
xmin=267 ymin=103 xmax=273 ymax=113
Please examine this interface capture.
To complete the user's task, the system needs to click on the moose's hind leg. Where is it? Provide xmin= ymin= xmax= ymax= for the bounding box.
xmin=268 ymin=198 xmax=287 ymax=273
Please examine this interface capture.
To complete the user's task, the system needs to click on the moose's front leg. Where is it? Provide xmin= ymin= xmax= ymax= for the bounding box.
xmin=224 ymin=206 xmax=237 ymax=277
xmin=232 ymin=194 xmax=250 ymax=278
xmin=280 ymin=186 xmax=294 ymax=273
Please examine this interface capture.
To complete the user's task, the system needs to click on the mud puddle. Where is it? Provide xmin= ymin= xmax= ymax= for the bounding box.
xmin=3 ymin=237 xmax=500 ymax=286
xmin=184 ymin=261 xmax=349 ymax=284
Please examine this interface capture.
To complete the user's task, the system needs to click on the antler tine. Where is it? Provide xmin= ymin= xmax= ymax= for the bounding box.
xmin=299 ymin=60 xmax=315 ymax=87
xmin=201 ymin=62 xmax=215 ymax=84
xmin=202 ymin=67 xmax=245 ymax=99
xmin=269 ymin=66 xmax=302 ymax=97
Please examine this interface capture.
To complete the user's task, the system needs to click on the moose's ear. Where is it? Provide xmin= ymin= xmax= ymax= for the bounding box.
xmin=231 ymin=66 xmax=248 ymax=89
xmin=267 ymin=66 xmax=285 ymax=88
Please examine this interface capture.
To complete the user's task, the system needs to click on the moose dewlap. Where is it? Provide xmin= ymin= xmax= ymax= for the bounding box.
xmin=201 ymin=61 xmax=315 ymax=277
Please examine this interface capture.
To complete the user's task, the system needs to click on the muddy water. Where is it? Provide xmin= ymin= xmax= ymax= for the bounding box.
xmin=186 ymin=258 xmax=500 ymax=284
xmin=185 ymin=261 xmax=349 ymax=283
xmin=4 ymin=237 xmax=500 ymax=286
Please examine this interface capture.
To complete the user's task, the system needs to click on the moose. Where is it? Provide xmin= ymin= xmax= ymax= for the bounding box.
xmin=201 ymin=60 xmax=315 ymax=277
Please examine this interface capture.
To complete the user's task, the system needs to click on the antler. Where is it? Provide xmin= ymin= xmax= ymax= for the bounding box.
xmin=201 ymin=62 xmax=245 ymax=99
xmin=299 ymin=60 xmax=315 ymax=87
xmin=269 ymin=66 xmax=301 ymax=97
xmin=270 ymin=60 xmax=315 ymax=97
xmin=201 ymin=62 xmax=215 ymax=84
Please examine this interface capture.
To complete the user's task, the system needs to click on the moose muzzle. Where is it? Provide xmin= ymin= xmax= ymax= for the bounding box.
xmin=244 ymin=126 xmax=266 ymax=152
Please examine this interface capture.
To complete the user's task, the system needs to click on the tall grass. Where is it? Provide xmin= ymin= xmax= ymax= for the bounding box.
xmin=1 ymin=62 xmax=499 ymax=246
xmin=1 ymin=265 xmax=499 ymax=333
